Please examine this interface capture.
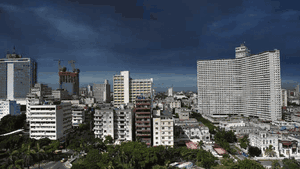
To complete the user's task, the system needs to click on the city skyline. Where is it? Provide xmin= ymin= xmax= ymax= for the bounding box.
xmin=1 ymin=0 xmax=300 ymax=92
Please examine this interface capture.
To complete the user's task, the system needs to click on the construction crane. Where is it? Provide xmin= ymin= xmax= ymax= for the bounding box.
xmin=68 ymin=60 xmax=76 ymax=72
xmin=53 ymin=59 xmax=64 ymax=72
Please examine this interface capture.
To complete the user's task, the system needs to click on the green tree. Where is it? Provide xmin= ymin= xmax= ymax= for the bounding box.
xmin=21 ymin=144 xmax=36 ymax=169
xmin=264 ymin=145 xmax=276 ymax=157
xmin=35 ymin=143 xmax=47 ymax=169
xmin=104 ymin=135 xmax=113 ymax=144
xmin=197 ymin=149 xmax=217 ymax=169
xmin=271 ymin=160 xmax=281 ymax=169
xmin=5 ymin=149 xmax=23 ymax=169
xmin=248 ymin=146 xmax=261 ymax=157
xmin=282 ymin=157 xmax=299 ymax=169
xmin=239 ymin=135 xmax=250 ymax=149
xmin=198 ymin=140 xmax=204 ymax=149
xmin=232 ymin=158 xmax=264 ymax=169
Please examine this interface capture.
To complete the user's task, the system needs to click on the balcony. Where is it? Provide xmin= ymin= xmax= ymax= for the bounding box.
xmin=136 ymin=116 xmax=150 ymax=119
xmin=118 ymin=132 xmax=126 ymax=135
xmin=118 ymin=113 xmax=126 ymax=117
xmin=136 ymin=133 xmax=151 ymax=137
xmin=94 ymin=122 xmax=103 ymax=126
xmin=136 ymin=103 xmax=151 ymax=106
xmin=118 ymin=118 xmax=126 ymax=121
xmin=136 ymin=107 xmax=150 ymax=110
xmin=136 ymin=129 xmax=151 ymax=132
xmin=118 ymin=127 xmax=126 ymax=130
xmin=136 ymin=125 xmax=150 ymax=128
xmin=94 ymin=118 xmax=102 ymax=121
xmin=135 ymin=112 xmax=151 ymax=115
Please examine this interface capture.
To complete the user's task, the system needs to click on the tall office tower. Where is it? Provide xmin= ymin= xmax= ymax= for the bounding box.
xmin=28 ymin=102 xmax=72 ymax=140
xmin=168 ymin=87 xmax=173 ymax=97
xmin=197 ymin=44 xmax=282 ymax=121
xmin=94 ymin=80 xmax=111 ymax=103
xmin=135 ymin=95 xmax=152 ymax=146
xmin=0 ymin=48 xmax=37 ymax=101
xmin=282 ymin=89 xmax=288 ymax=107
xmin=296 ymin=84 xmax=299 ymax=96
xmin=113 ymin=71 xmax=153 ymax=108
xmin=87 ymin=85 xmax=93 ymax=97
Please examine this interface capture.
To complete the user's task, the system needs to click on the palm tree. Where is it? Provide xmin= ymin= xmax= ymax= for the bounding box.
xmin=21 ymin=144 xmax=36 ymax=169
xmin=5 ymin=149 xmax=22 ymax=169
xmin=198 ymin=140 xmax=204 ymax=149
xmin=264 ymin=145 xmax=276 ymax=157
xmin=36 ymin=143 xmax=47 ymax=169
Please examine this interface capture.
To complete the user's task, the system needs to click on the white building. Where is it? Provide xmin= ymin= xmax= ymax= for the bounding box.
xmin=153 ymin=110 xmax=174 ymax=147
xmin=197 ymin=44 xmax=282 ymax=121
xmin=72 ymin=107 xmax=85 ymax=127
xmin=113 ymin=71 xmax=153 ymax=107
xmin=93 ymin=80 xmax=111 ymax=103
xmin=282 ymin=89 xmax=288 ymax=107
xmin=168 ymin=87 xmax=173 ymax=97
xmin=87 ymin=85 xmax=93 ymax=97
xmin=114 ymin=107 xmax=134 ymax=144
xmin=0 ymin=100 xmax=21 ymax=120
xmin=169 ymin=100 xmax=181 ymax=109
xmin=84 ymin=98 xmax=95 ymax=107
xmin=94 ymin=108 xmax=114 ymax=140
xmin=219 ymin=120 xmax=246 ymax=131
xmin=249 ymin=130 xmax=279 ymax=157
xmin=28 ymin=102 xmax=72 ymax=140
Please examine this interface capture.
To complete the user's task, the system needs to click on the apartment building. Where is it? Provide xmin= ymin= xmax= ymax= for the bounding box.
xmin=282 ymin=89 xmax=288 ymax=107
xmin=94 ymin=108 xmax=114 ymax=140
xmin=72 ymin=107 xmax=85 ymax=127
xmin=94 ymin=80 xmax=111 ymax=103
xmin=153 ymin=109 xmax=174 ymax=147
xmin=28 ymin=102 xmax=72 ymax=140
xmin=135 ymin=96 xmax=152 ymax=146
xmin=169 ymin=100 xmax=181 ymax=109
xmin=249 ymin=130 xmax=279 ymax=157
xmin=114 ymin=107 xmax=134 ymax=144
xmin=113 ymin=71 xmax=153 ymax=107
xmin=197 ymin=44 xmax=282 ymax=121
xmin=0 ymin=100 xmax=21 ymax=121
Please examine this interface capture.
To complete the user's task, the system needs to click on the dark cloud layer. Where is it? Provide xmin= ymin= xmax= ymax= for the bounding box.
xmin=0 ymin=0 xmax=300 ymax=91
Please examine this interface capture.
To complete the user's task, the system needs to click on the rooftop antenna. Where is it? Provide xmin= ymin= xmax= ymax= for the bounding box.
xmin=12 ymin=46 xmax=16 ymax=54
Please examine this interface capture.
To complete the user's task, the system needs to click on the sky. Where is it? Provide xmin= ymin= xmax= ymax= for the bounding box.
xmin=0 ymin=0 xmax=300 ymax=92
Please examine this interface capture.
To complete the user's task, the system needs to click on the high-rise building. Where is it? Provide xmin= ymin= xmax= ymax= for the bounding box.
xmin=0 ymin=48 xmax=37 ymax=101
xmin=197 ymin=44 xmax=282 ymax=121
xmin=296 ymin=84 xmax=299 ymax=96
xmin=87 ymin=85 xmax=93 ymax=97
xmin=0 ymin=100 xmax=21 ymax=121
xmin=153 ymin=109 xmax=174 ymax=147
xmin=28 ymin=102 xmax=72 ymax=140
xmin=94 ymin=80 xmax=111 ymax=103
xmin=113 ymin=71 xmax=153 ymax=107
xmin=168 ymin=87 xmax=173 ymax=97
xmin=135 ymin=95 xmax=152 ymax=146
xmin=282 ymin=89 xmax=288 ymax=107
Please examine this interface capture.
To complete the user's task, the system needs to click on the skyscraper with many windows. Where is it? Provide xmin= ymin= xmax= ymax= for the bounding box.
xmin=197 ymin=44 xmax=281 ymax=121
xmin=0 ymin=48 xmax=37 ymax=101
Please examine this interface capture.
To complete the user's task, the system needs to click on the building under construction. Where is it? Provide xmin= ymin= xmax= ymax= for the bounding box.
xmin=57 ymin=60 xmax=80 ymax=96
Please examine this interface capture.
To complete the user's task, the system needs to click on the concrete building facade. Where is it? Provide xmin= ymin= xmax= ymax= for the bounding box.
xmin=0 ymin=49 xmax=37 ymax=101
xmin=94 ymin=80 xmax=111 ymax=103
xmin=153 ymin=109 xmax=174 ymax=147
xmin=197 ymin=44 xmax=282 ymax=121
xmin=113 ymin=71 xmax=153 ymax=108
xmin=28 ymin=102 xmax=72 ymax=140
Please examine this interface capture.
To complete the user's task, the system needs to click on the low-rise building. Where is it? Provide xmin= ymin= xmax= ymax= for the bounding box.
xmin=219 ymin=120 xmax=246 ymax=131
xmin=169 ymin=100 xmax=181 ymax=109
xmin=249 ymin=130 xmax=279 ymax=157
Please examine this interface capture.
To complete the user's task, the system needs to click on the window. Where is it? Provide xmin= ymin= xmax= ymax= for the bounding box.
xmin=156 ymin=137 xmax=158 ymax=140
xmin=162 ymin=127 xmax=165 ymax=130
xmin=162 ymin=137 xmax=165 ymax=139
xmin=155 ymin=127 xmax=158 ymax=130
xmin=156 ymin=132 xmax=158 ymax=135
xmin=155 ymin=122 xmax=158 ymax=125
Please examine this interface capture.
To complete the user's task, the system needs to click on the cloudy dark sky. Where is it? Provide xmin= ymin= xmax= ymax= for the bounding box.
xmin=0 ymin=0 xmax=300 ymax=92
